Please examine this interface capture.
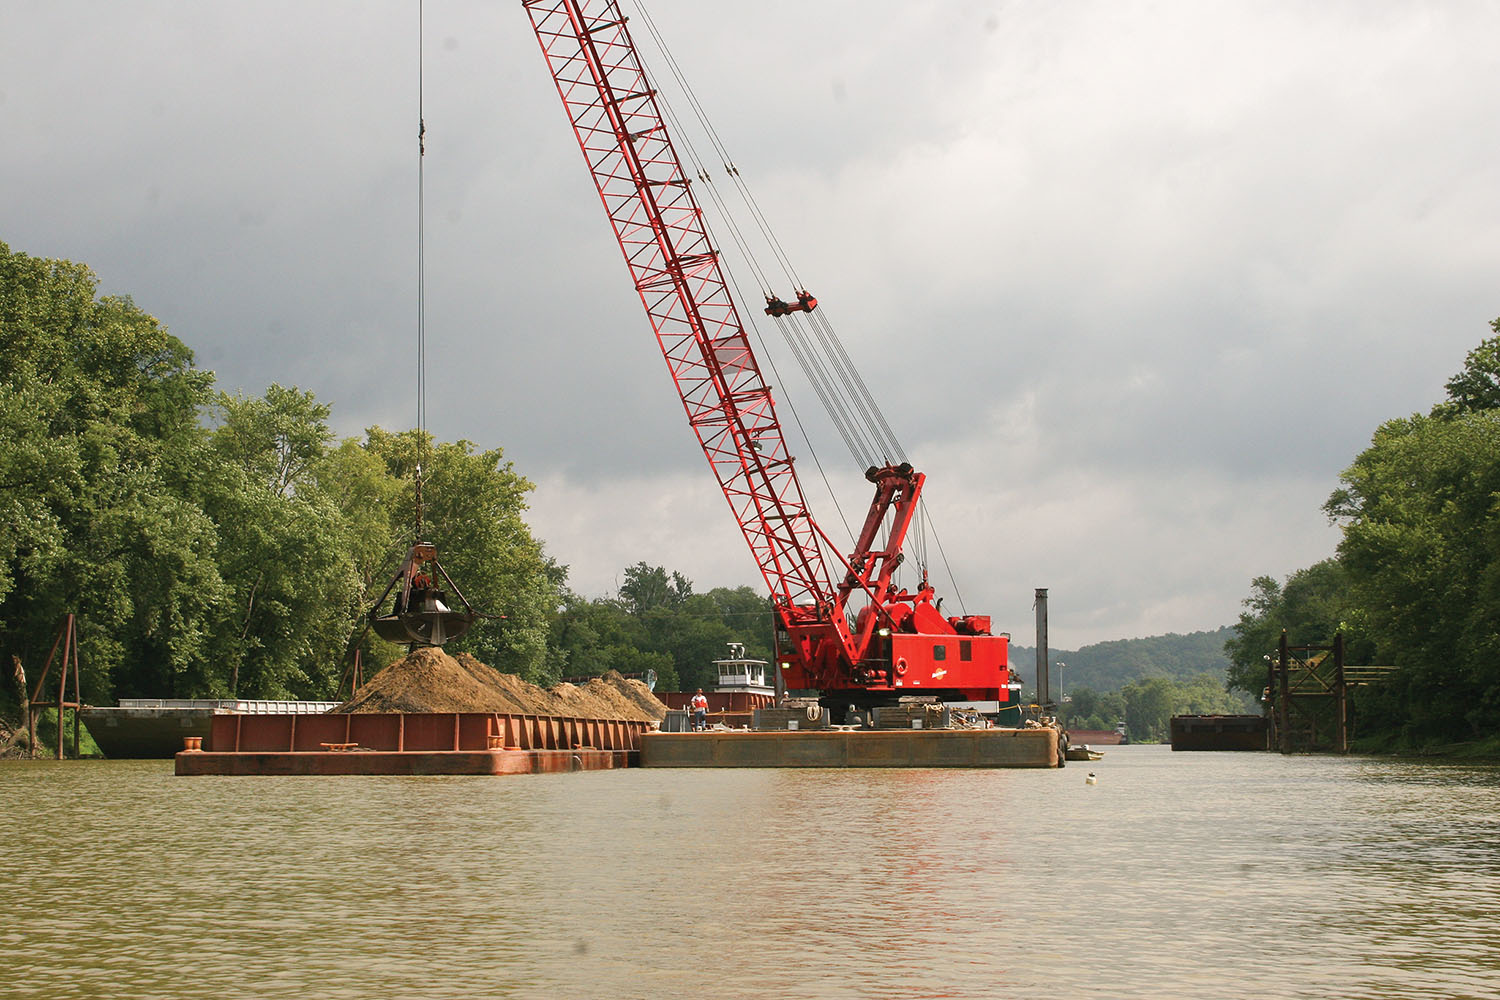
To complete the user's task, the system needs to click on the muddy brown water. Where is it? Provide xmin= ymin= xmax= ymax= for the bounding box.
xmin=3 ymin=745 xmax=1499 ymax=999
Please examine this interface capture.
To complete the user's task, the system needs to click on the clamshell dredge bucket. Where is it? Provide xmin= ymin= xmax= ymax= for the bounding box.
xmin=368 ymin=542 xmax=477 ymax=647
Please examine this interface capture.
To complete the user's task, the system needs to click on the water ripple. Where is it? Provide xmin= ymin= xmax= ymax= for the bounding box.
xmin=3 ymin=748 xmax=1499 ymax=998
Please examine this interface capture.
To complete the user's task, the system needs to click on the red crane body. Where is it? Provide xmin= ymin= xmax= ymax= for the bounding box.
xmin=523 ymin=0 xmax=1010 ymax=709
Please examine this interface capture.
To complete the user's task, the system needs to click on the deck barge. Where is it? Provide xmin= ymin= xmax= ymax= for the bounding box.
xmin=175 ymin=710 xmax=1061 ymax=774
xmin=175 ymin=711 xmax=649 ymax=776
xmin=1170 ymin=714 xmax=1269 ymax=751
xmin=641 ymin=726 xmax=1060 ymax=768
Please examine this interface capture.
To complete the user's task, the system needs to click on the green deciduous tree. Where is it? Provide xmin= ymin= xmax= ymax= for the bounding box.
xmin=1219 ymin=321 xmax=1500 ymax=750
xmin=0 ymin=242 xmax=222 ymax=702
xmin=1326 ymin=406 xmax=1500 ymax=741
xmin=314 ymin=438 xmax=404 ymax=606
xmin=618 ymin=562 xmax=693 ymax=616
xmin=1435 ymin=318 xmax=1500 ymax=416
xmin=545 ymin=567 xmax=774 ymax=694
xmin=1 ymin=242 xmax=567 ymax=711
xmin=199 ymin=383 xmax=361 ymax=698
xmin=1223 ymin=559 xmax=1369 ymax=697
xmin=1121 ymin=676 xmax=1177 ymax=742
xmin=212 ymin=384 xmax=334 ymax=498
xmin=359 ymin=428 xmax=560 ymax=684
xmin=1109 ymin=673 xmax=1250 ymax=742
xmin=1064 ymin=687 xmax=1126 ymax=731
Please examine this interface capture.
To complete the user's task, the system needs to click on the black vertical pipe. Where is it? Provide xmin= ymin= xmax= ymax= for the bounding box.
xmin=1334 ymin=632 xmax=1347 ymax=753
xmin=1034 ymin=588 xmax=1050 ymax=711
xmin=1277 ymin=630 xmax=1290 ymax=754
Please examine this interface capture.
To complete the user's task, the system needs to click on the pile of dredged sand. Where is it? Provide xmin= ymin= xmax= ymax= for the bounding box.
xmin=335 ymin=647 xmax=666 ymax=722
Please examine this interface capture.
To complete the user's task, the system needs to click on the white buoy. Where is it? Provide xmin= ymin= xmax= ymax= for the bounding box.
xmin=1085 ymin=772 xmax=1097 ymax=785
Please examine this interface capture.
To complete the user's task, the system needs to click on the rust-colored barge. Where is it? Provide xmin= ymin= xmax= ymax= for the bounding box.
xmin=175 ymin=711 xmax=650 ymax=776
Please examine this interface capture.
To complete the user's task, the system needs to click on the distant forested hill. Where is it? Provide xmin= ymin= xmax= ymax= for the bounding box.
xmin=1010 ymin=626 xmax=1235 ymax=693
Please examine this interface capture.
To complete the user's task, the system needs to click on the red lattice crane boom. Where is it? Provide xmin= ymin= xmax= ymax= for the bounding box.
xmin=523 ymin=0 xmax=1010 ymax=710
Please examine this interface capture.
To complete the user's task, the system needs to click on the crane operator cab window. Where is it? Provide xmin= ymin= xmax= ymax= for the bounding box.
xmin=932 ymin=643 xmax=947 ymax=661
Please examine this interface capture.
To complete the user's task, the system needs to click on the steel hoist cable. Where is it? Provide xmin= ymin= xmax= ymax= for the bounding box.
xmin=632 ymin=1 xmax=897 ymax=466
xmin=413 ymin=0 xmax=430 ymax=538
xmin=631 ymin=1 xmax=906 ymax=469
xmin=635 ymin=9 xmax=863 ymax=545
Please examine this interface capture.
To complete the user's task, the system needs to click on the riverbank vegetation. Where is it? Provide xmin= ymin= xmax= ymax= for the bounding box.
xmin=1013 ymin=628 xmax=1234 ymax=694
xmin=1063 ymin=674 xmax=1253 ymax=743
xmin=0 ymin=242 xmax=772 ymax=733
xmin=1225 ymin=321 xmax=1500 ymax=753
xmin=0 ymin=241 xmax=552 ymax=704
xmin=1011 ymin=629 xmax=1251 ymax=742
xmin=6 ymin=243 xmax=1492 ymax=756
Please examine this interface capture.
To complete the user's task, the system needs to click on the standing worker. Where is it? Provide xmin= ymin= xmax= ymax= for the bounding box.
xmin=690 ymin=689 xmax=708 ymax=732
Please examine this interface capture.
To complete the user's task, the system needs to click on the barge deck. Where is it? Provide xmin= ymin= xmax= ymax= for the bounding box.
xmin=641 ymin=726 xmax=1060 ymax=768
xmin=174 ymin=712 xmax=1062 ymax=774
xmin=1169 ymin=714 xmax=1269 ymax=751
xmin=175 ymin=711 xmax=649 ymax=776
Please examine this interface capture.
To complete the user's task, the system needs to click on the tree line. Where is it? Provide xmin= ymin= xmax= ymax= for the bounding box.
xmin=12 ymin=242 xmax=1490 ymax=752
xmin=1007 ymin=629 xmax=1251 ymax=742
xmin=1011 ymin=627 xmax=1235 ymax=693
xmin=1062 ymin=674 xmax=1252 ymax=743
xmin=0 ymin=242 xmax=768 ymax=717
xmin=1224 ymin=320 xmax=1500 ymax=751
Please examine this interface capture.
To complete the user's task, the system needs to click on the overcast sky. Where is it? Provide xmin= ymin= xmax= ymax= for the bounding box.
xmin=4 ymin=0 xmax=1497 ymax=650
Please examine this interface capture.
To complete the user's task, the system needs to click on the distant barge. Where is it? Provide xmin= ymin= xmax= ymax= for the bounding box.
xmin=82 ymin=699 xmax=340 ymax=759
xmin=1170 ymin=714 xmax=1268 ymax=751
xmin=1065 ymin=727 xmax=1128 ymax=746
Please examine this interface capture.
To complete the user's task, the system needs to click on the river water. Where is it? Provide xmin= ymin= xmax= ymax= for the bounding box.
xmin=3 ymin=745 xmax=1499 ymax=999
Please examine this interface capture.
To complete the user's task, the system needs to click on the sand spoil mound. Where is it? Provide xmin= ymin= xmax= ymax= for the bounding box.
xmin=336 ymin=647 xmax=667 ymax=722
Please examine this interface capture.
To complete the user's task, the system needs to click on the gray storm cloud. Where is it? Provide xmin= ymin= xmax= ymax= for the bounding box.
xmin=3 ymin=0 xmax=1496 ymax=646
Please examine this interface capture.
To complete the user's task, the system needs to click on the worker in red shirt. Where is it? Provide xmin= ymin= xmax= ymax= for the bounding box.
xmin=690 ymin=689 xmax=708 ymax=732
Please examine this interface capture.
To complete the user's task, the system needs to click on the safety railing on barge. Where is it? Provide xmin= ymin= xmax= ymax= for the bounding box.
xmin=207 ymin=712 xmax=649 ymax=755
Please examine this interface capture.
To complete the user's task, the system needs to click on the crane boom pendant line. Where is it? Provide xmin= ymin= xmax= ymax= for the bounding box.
xmin=523 ymin=0 xmax=835 ymax=616
xmin=522 ymin=0 xmax=1010 ymax=703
